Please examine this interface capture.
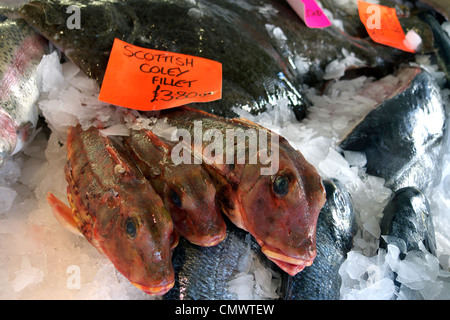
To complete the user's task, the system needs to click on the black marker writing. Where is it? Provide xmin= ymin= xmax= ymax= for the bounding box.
xmin=151 ymin=85 xmax=161 ymax=102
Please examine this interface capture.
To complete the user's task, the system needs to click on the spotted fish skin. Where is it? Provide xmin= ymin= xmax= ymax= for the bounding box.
xmin=0 ymin=17 xmax=47 ymax=167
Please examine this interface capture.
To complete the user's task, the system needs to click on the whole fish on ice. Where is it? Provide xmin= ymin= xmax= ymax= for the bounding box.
xmin=152 ymin=106 xmax=326 ymax=276
xmin=47 ymin=125 xmax=178 ymax=295
xmin=340 ymin=67 xmax=447 ymax=193
xmin=123 ymin=128 xmax=227 ymax=247
xmin=18 ymin=0 xmax=415 ymax=120
xmin=0 ymin=15 xmax=47 ymax=167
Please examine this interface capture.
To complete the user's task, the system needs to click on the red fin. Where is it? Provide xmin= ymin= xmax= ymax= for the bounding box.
xmin=46 ymin=192 xmax=82 ymax=236
xmin=170 ymin=231 xmax=180 ymax=250
xmin=144 ymin=130 xmax=169 ymax=151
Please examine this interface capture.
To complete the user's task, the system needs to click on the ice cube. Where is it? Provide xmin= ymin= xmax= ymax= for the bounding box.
xmin=363 ymin=216 xmax=381 ymax=238
xmin=0 ymin=160 xmax=21 ymax=186
xmin=0 ymin=187 xmax=17 ymax=215
xmin=12 ymin=256 xmax=44 ymax=292
xmin=228 ymin=273 xmax=255 ymax=300
xmin=343 ymin=150 xmax=367 ymax=167
xmin=37 ymin=52 xmax=64 ymax=93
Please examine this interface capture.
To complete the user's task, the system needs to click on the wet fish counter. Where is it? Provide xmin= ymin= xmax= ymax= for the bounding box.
xmin=0 ymin=0 xmax=449 ymax=300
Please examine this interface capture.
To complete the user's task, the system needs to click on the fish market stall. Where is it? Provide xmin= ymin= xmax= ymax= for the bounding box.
xmin=0 ymin=0 xmax=449 ymax=300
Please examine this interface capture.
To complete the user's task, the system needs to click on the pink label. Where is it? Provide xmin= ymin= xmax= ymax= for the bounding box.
xmin=286 ymin=0 xmax=331 ymax=28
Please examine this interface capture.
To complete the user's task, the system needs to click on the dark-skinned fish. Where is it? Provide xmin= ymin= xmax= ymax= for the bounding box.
xmin=164 ymin=219 xmax=277 ymax=300
xmin=18 ymin=0 xmax=414 ymax=120
xmin=380 ymin=187 xmax=437 ymax=256
xmin=340 ymin=66 xmax=447 ymax=193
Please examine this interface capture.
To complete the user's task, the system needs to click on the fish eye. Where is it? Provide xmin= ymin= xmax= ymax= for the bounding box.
xmin=170 ymin=189 xmax=182 ymax=208
xmin=125 ymin=218 xmax=137 ymax=239
xmin=273 ymin=175 xmax=289 ymax=197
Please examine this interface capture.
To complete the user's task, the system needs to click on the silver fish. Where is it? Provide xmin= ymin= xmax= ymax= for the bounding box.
xmin=0 ymin=16 xmax=47 ymax=167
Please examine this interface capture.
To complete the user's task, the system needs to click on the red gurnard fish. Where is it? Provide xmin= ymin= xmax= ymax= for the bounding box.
xmin=47 ymin=125 xmax=178 ymax=295
xmin=156 ymin=106 xmax=326 ymax=276
xmin=123 ymin=129 xmax=227 ymax=247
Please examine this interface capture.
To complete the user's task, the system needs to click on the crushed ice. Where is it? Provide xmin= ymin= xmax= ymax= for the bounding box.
xmin=1 ymin=42 xmax=449 ymax=299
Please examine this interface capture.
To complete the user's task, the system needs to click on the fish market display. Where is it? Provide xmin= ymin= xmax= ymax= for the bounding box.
xmin=123 ymin=129 xmax=226 ymax=247
xmin=46 ymin=105 xmax=326 ymax=295
xmin=154 ymin=106 xmax=326 ymax=276
xmin=340 ymin=66 xmax=447 ymax=192
xmin=18 ymin=0 xmax=414 ymax=119
xmin=0 ymin=0 xmax=449 ymax=300
xmin=282 ymin=179 xmax=357 ymax=300
xmin=0 ymin=16 xmax=47 ymax=167
xmin=47 ymin=125 xmax=178 ymax=295
xmin=18 ymin=0 xmax=309 ymax=119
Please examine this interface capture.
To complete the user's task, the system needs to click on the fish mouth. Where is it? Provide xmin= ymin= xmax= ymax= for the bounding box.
xmin=189 ymin=230 xmax=227 ymax=247
xmin=131 ymin=280 xmax=175 ymax=296
xmin=259 ymin=243 xmax=316 ymax=276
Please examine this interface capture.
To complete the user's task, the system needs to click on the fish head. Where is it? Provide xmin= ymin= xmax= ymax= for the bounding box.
xmin=124 ymin=129 xmax=226 ymax=247
xmin=237 ymin=138 xmax=326 ymax=276
xmin=163 ymin=163 xmax=227 ymax=247
xmin=92 ymin=187 xmax=177 ymax=295
xmin=64 ymin=125 xmax=178 ymax=295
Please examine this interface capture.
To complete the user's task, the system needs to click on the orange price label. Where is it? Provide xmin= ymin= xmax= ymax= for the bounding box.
xmin=357 ymin=0 xmax=414 ymax=53
xmin=99 ymin=38 xmax=222 ymax=111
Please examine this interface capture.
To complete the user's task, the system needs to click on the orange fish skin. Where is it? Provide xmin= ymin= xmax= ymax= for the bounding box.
xmin=53 ymin=125 xmax=176 ymax=295
xmin=156 ymin=106 xmax=326 ymax=276
xmin=123 ymin=129 xmax=227 ymax=247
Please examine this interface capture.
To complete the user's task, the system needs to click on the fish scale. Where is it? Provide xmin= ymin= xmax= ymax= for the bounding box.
xmin=0 ymin=17 xmax=47 ymax=167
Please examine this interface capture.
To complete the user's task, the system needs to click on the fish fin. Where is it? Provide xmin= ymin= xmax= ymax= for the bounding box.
xmin=232 ymin=117 xmax=264 ymax=129
xmin=171 ymin=231 xmax=180 ymax=250
xmin=46 ymin=192 xmax=82 ymax=236
xmin=217 ymin=185 xmax=246 ymax=230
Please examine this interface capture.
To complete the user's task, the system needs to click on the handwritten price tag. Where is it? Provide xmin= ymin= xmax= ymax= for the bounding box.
xmin=357 ymin=0 xmax=415 ymax=53
xmin=99 ymin=39 xmax=222 ymax=111
xmin=286 ymin=0 xmax=331 ymax=28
